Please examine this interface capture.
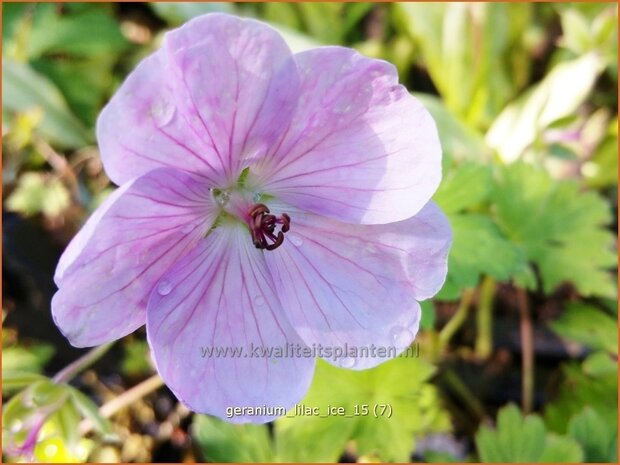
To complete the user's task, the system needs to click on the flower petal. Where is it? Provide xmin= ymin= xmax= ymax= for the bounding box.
xmin=96 ymin=51 xmax=225 ymax=187
xmin=97 ymin=14 xmax=299 ymax=186
xmin=257 ymin=47 xmax=441 ymax=224
xmin=52 ymin=168 xmax=217 ymax=347
xmin=161 ymin=13 xmax=300 ymax=183
xmin=264 ymin=201 xmax=451 ymax=369
xmin=147 ymin=226 xmax=315 ymax=423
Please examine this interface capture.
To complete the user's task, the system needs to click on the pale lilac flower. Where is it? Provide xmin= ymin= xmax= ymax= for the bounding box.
xmin=52 ymin=13 xmax=451 ymax=423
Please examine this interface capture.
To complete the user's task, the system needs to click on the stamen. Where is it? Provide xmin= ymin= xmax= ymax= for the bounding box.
xmin=249 ymin=203 xmax=291 ymax=251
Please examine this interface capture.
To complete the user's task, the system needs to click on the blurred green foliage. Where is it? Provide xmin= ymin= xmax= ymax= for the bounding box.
xmin=2 ymin=2 xmax=617 ymax=463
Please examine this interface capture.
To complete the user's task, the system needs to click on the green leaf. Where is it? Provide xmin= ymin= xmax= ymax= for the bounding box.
xmin=415 ymin=93 xmax=491 ymax=170
xmin=1 ymin=342 xmax=54 ymax=373
xmin=486 ymin=52 xmax=605 ymax=162
xmin=150 ymin=2 xmax=234 ymax=25
xmin=67 ymin=387 xmax=115 ymax=438
xmin=545 ymin=362 xmax=617 ymax=434
xmin=32 ymin=56 xmax=116 ymax=127
xmin=584 ymin=118 xmax=618 ymax=188
xmin=475 ymin=404 xmax=583 ymax=462
xmin=275 ymin=357 xmax=450 ymax=462
xmin=419 ymin=300 xmax=436 ymax=331
xmin=560 ymin=9 xmax=593 ymax=53
xmin=399 ymin=3 xmax=532 ymax=128
xmin=297 ymin=3 xmax=344 ymax=43
xmin=549 ymin=302 xmax=617 ymax=354
xmin=582 ymin=351 xmax=618 ymax=377
xmin=434 ymin=162 xmax=492 ymax=214
xmin=1 ymin=371 xmax=47 ymax=393
xmin=120 ymin=340 xmax=152 ymax=377
xmin=492 ymin=162 xmax=616 ymax=298
xmin=2 ymin=59 xmax=90 ymax=148
xmin=54 ymin=402 xmax=82 ymax=452
xmin=538 ymin=434 xmax=584 ymax=463
xmin=192 ymin=415 xmax=274 ymax=462
xmin=568 ymin=408 xmax=616 ymax=462
xmin=273 ymin=25 xmax=322 ymax=53
xmin=438 ymin=213 xmax=526 ymax=300
xmin=27 ymin=10 xmax=129 ymax=58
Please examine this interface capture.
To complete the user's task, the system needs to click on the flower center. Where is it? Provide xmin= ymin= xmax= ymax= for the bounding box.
xmin=248 ymin=203 xmax=290 ymax=251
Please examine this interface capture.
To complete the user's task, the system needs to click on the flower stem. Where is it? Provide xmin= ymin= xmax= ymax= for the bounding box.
xmin=79 ymin=374 xmax=164 ymax=435
xmin=53 ymin=342 xmax=114 ymax=384
xmin=441 ymin=368 xmax=485 ymax=420
xmin=517 ymin=287 xmax=534 ymax=413
xmin=439 ymin=289 xmax=475 ymax=347
xmin=475 ymin=276 xmax=496 ymax=359
xmin=99 ymin=374 xmax=164 ymax=419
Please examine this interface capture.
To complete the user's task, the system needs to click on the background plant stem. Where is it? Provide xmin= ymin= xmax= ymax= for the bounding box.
xmin=475 ymin=276 xmax=496 ymax=359
xmin=517 ymin=287 xmax=534 ymax=413
xmin=439 ymin=289 xmax=475 ymax=347
xmin=53 ymin=342 xmax=114 ymax=384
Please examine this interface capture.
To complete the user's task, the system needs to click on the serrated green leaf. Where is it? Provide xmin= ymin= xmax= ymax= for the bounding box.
xmin=275 ymin=357 xmax=449 ymax=462
xmin=549 ymin=302 xmax=617 ymax=354
xmin=539 ymin=433 xmax=584 ymax=463
xmin=192 ymin=415 xmax=274 ymax=463
xmin=476 ymin=404 xmax=584 ymax=462
xmin=492 ymin=162 xmax=616 ymax=298
xmin=582 ymin=351 xmax=617 ymax=376
xmin=568 ymin=408 xmax=616 ymax=462
xmin=434 ymin=162 xmax=492 ymax=214
xmin=545 ymin=362 xmax=617 ymax=434
xmin=438 ymin=213 xmax=526 ymax=300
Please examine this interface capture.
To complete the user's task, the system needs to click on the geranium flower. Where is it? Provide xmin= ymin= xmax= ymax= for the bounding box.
xmin=52 ymin=13 xmax=451 ymax=423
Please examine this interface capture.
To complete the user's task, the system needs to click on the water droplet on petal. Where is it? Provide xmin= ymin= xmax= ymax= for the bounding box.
xmin=340 ymin=357 xmax=356 ymax=368
xmin=157 ymin=280 xmax=173 ymax=296
xmin=213 ymin=189 xmax=231 ymax=207
xmin=333 ymin=101 xmax=353 ymax=114
xmin=390 ymin=326 xmax=413 ymax=348
xmin=254 ymin=295 xmax=265 ymax=306
xmin=150 ymin=98 xmax=175 ymax=127
xmin=288 ymin=234 xmax=303 ymax=247
xmin=253 ymin=192 xmax=263 ymax=203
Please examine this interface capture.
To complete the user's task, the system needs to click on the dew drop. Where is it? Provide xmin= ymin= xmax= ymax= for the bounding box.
xmin=254 ymin=295 xmax=265 ymax=306
xmin=340 ymin=357 xmax=356 ymax=368
xmin=288 ymin=234 xmax=303 ymax=247
xmin=390 ymin=326 xmax=413 ymax=348
xmin=213 ymin=189 xmax=231 ymax=207
xmin=150 ymin=98 xmax=176 ymax=127
xmin=333 ymin=101 xmax=352 ymax=114
xmin=157 ymin=280 xmax=173 ymax=296
xmin=252 ymin=192 xmax=263 ymax=203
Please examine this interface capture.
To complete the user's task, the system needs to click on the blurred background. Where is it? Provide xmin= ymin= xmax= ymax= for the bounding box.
xmin=2 ymin=2 xmax=618 ymax=463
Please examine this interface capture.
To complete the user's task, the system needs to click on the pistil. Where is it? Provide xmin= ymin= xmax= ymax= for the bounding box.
xmin=249 ymin=203 xmax=291 ymax=251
